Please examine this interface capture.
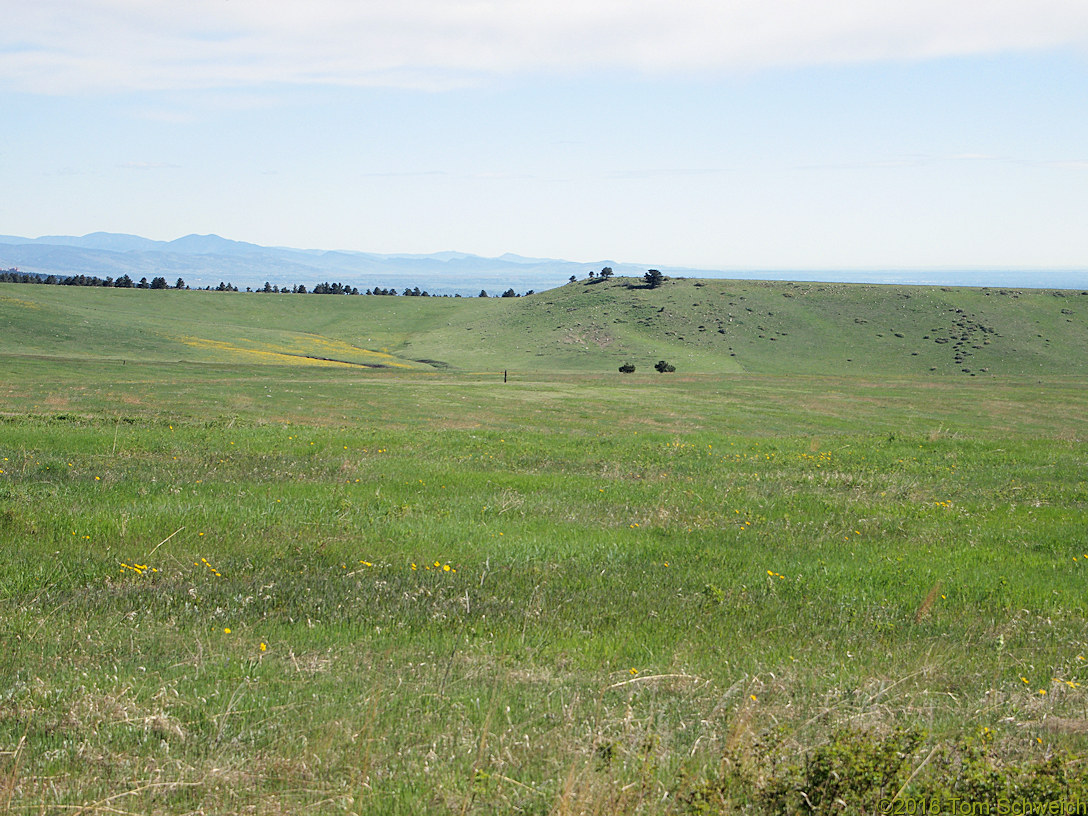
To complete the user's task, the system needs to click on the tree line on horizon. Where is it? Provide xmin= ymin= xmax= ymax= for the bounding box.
xmin=0 ymin=270 xmax=183 ymax=289
xmin=0 ymin=269 xmax=539 ymax=297
xmin=1 ymin=265 xmax=662 ymax=295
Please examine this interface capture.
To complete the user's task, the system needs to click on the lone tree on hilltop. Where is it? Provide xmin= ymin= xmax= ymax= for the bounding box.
xmin=644 ymin=269 xmax=664 ymax=289
xmin=600 ymin=267 xmax=614 ymax=280
xmin=654 ymin=360 xmax=675 ymax=373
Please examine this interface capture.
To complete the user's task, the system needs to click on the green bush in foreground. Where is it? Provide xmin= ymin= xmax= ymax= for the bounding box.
xmin=682 ymin=726 xmax=1088 ymax=814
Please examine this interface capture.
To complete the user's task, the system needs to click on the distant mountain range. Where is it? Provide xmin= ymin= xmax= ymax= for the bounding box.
xmin=0 ymin=232 xmax=1083 ymax=293
xmin=0 ymin=232 xmax=613 ymax=294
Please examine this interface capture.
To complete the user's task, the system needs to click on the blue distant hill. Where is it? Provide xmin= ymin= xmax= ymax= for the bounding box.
xmin=0 ymin=232 xmax=1082 ymax=292
xmin=0 ymin=233 xmax=603 ymax=294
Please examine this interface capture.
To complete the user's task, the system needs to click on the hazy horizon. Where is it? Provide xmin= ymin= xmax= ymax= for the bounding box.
xmin=1 ymin=230 xmax=1084 ymax=292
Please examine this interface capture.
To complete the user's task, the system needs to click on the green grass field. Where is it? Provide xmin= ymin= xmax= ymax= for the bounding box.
xmin=3 ymin=276 xmax=1086 ymax=376
xmin=2 ymin=280 xmax=1087 ymax=814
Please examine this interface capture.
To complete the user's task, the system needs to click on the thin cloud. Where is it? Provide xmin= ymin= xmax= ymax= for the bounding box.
xmin=131 ymin=108 xmax=198 ymax=124
xmin=1037 ymin=159 xmax=1088 ymax=170
xmin=4 ymin=1 xmax=1088 ymax=93
xmin=355 ymin=169 xmax=539 ymax=181
xmin=118 ymin=161 xmax=182 ymax=170
xmin=356 ymin=170 xmax=450 ymax=179
xmin=797 ymin=152 xmax=1088 ymax=170
xmin=605 ymin=168 xmax=734 ymax=180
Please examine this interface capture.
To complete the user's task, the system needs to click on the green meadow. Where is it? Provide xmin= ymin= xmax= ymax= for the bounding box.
xmin=1 ymin=279 xmax=1087 ymax=814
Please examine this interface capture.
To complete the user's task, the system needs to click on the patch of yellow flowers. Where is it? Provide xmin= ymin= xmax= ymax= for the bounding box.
xmin=119 ymin=562 xmax=158 ymax=575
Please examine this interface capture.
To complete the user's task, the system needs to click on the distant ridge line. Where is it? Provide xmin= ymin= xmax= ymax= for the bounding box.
xmin=1 ymin=231 xmax=1084 ymax=292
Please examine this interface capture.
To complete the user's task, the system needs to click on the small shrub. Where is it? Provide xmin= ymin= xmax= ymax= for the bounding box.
xmin=680 ymin=724 xmax=1088 ymax=815
xmin=788 ymin=727 xmax=924 ymax=812
xmin=618 ymin=363 xmax=636 ymax=373
xmin=654 ymin=360 xmax=676 ymax=373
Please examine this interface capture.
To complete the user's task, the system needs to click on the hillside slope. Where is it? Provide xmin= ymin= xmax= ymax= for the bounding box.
xmin=2 ymin=276 xmax=1086 ymax=376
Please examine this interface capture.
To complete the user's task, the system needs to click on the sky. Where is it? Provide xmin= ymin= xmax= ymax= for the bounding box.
xmin=3 ymin=0 xmax=1088 ymax=276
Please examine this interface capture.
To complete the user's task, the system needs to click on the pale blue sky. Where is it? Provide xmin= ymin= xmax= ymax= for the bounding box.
xmin=3 ymin=1 xmax=1088 ymax=274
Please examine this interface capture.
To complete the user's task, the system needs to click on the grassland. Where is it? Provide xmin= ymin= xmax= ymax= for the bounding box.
xmin=2 ymin=276 xmax=1086 ymax=376
xmin=1 ymin=279 xmax=1087 ymax=814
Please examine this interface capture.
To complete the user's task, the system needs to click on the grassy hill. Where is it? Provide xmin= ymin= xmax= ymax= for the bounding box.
xmin=3 ymin=275 xmax=1088 ymax=813
xmin=2 ymin=276 xmax=1086 ymax=376
xmin=404 ymin=276 xmax=1088 ymax=376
